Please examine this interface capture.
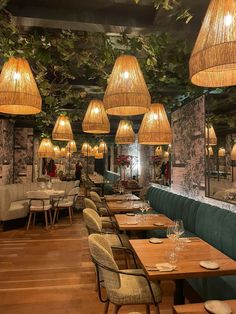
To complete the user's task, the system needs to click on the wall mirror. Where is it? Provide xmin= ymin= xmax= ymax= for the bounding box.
xmin=205 ymin=93 xmax=236 ymax=205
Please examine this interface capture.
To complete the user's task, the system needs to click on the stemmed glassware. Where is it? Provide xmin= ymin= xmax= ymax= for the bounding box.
xmin=173 ymin=219 xmax=185 ymax=250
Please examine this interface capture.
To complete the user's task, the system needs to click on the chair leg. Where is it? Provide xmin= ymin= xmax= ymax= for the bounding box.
xmin=44 ymin=211 xmax=48 ymax=229
xmin=103 ymin=301 xmax=109 ymax=314
xmin=145 ymin=304 xmax=151 ymax=314
xmin=153 ymin=304 xmax=160 ymax=314
xmin=48 ymin=210 xmax=53 ymax=225
xmin=112 ymin=304 xmax=121 ymax=314
xmin=27 ymin=212 xmax=33 ymax=230
xmin=33 ymin=213 xmax=36 ymax=225
xmin=53 ymin=208 xmax=58 ymax=225
xmin=68 ymin=207 xmax=72 ymax=225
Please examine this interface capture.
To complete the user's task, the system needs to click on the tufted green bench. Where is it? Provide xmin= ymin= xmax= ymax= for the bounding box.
xmin=103 ymin=171 xmax=120 ymax=194
xmin=145 ymin=185 xmax=236 ymax=301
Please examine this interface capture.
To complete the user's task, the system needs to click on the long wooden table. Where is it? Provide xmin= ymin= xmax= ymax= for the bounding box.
xmin=173 ymin=300 xmax=236 ymax=314
xmin=129 ymin=238 xmax=236 ymax=304
xmin=106 ymin=200 xmax=146 ymax=213
xmin=104 ymin=194 xmax=140 ymax=202
xmin=115 ymin=213 xmax=173 ymax=230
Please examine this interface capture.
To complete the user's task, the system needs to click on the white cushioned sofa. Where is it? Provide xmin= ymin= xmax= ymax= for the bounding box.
xmin=0 ymin=181 xmax=75 ymax=227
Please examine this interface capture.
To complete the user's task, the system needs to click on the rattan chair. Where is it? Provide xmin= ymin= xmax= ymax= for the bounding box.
xmin=88 ymin=234 xmax=161 ymax=314
xmin=27 ymin=191 xmax=53 ymax=230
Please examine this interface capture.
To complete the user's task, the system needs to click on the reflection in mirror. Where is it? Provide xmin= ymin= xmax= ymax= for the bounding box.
xmin=205 ymin=94 xmax=236 ymax=205
xmin=150 ymin=145 xmax=171 ymax=186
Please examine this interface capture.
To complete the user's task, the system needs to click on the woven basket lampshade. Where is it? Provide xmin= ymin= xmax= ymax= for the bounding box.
xmin=205 ymin=125 xmax=217 ymax=146
xmin=81 ymin=142 xmax=93 ymax=157
xmin=138 ymin=103 xmax=172 ymax=145
xmin=98 ymin=140 xmax=108 ymax=153
xmin=163 ymin=151 xmax=170 ymax=159
xmin=231 ymin=143 xmax=236 ymax=160
xmin=38 ymin=138 xmax=55 ymax=158
xmin=52 ymin=115 xmax=73 ymax=141
xmin=155 ymin=146 xmax=163 ymax=157
xmin=103 ymin=55 xmax=151 ymax=116
xmin=93 ymin=145 xmax=99 ymax=154
xmin=60 ymin=147 xmax=66 ymax=157
xmin=218 ymin=148 xmax=226 ymax=157
xmin=0 ymin=57 xmax=42 ymax=115
xmin=94 ymin=151 xmax=104 ymax=159
xmin=66 ymin=140 xmax=77 ymax=153
xmin=82 ymin=99 xmax=110 ymax=134
xmin=206 ymin=146 xmax=214 ymax=156
xmin=53 ymin=145 xmax=61 ymax=158
xmin=115 ymin=120 xmax=135 ymax=144
xmin=189 ymin=0 xmax=236 ymax=87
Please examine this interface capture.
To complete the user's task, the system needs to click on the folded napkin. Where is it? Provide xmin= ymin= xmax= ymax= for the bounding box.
xmin=155 ymin=263 xmax=176 ymax=272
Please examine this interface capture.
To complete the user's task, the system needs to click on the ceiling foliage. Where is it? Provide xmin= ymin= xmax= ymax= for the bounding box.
xmin=0 ymin=0 xmax=233 ymax=136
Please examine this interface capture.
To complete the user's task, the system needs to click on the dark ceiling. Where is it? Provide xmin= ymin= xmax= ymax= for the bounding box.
xmin=4 ymin=0 xmax=235 ymax=138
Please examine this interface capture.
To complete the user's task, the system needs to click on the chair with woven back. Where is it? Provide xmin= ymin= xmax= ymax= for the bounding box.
xmin=88 ymin=233 xmax=161 ymax=314
xmin=84 ymin=197 xmax=112 ymax=228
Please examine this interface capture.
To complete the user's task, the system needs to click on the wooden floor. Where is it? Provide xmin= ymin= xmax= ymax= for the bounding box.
xmin=0 ymin=213 xmax=175 ymax=314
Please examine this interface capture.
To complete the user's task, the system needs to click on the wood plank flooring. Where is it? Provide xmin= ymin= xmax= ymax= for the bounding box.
xmin=0 ymin=213 xmax=175 ymax=314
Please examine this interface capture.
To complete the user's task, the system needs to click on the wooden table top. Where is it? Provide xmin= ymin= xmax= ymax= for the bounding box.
xmin=115 ymin=214 xmax=174 ymax=230
xmin=129 ymin=238 xmax=236 ymax=280
xmin=173 ymin=300 xmax=236 ymax=314
xmin=107 ymin=201 xmax=146 ymax=213
xmin=104 ymin=194 xmax=140 ymax=202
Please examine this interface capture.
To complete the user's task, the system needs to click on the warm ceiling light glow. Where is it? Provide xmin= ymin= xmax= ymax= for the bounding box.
xmin=218 ymin=147 xmax=226 ymax=157
xmin=205 ymin=125 xmax=217 ymax=146
xmin=189 ymin=0 xmax=236 ymax=87
xmin=231 ymin=143 xmax=236 ymax=161
xmin=52 ymin=115 xmax=73 ymax=141
xmin=115 ymin=120 xmax=135 ymax=145
xmin=38 ymin=138 xmax=55 ymax=158
xmin=138 ymin=103 xmax=172 ymax=145
xmin=53 ymin=145 xmax=61 ymax=158
xmin=103 ymin=55 xmax=151 ymax=116
xmin=155 ymin=146 xmax=163 ymax=157
xmin=66 ymin=140 xmax=77 ymax=153
xmin=82 ymin=99 xmax=110 ymax=134
xmin=60 ymin=147 xmax=66 ymax=157
xmin=0 ymin=57 xmax=42 ymax=114
xmin=206 ymin=146 xmax=214 ymax=156
xmin=81 ymin=142 xmax=93 ymax=157
xmin=94 ymin=151 xmax=103 ymax=159
xmin=98 ymin=140 xmax=108 ymax=153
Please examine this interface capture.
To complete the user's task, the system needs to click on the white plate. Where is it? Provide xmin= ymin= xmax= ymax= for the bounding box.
xmin=204 ymin=300 xmax=232 ymax=314
xmin=200 ymin=260 xmax=220 ymax=270
xmin=153 ymin=222 xmax=164 ymax=226
xmin=126 ymin=213 xmax=135 ymax=216
xmin=149 ymin=238 xmax=163 ymax=244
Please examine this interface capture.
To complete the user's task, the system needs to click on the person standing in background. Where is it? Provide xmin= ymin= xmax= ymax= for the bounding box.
xmin=75 ymin=161 xmax=83 ymax=181
xmin=47 ymin=159 xmax=57 ymax=177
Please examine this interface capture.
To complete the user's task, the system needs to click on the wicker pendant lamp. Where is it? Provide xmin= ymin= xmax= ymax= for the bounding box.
xmin=164 ymin=151 xmax=170 ymax=159
xmin=94 ymin=151 xmax=104 ymax=159
xmin=155 ymin=146 xmax=163 ymax=157
xmin=82 ymin=99 xmax=110 ymax=134
xmin=218 ymin=148 xmax=226 ymax=157
xmin=231 ymin=143 xmax=236 ymax=160
xmin=206 ymin=146 xmax=214 ymax=156
xmin=93 ymin=145 xmax=99 ymax=154
xmin=81 ymin=142 xmax=93 ymax=157
xmin=205 ymin=125 xmax=217 ymax=146
xmin=0 ymin=57 xmax=42 ymax=114
xmin=52 ymin=115 xmax=73 ymax=141
xmin=189 ymin=0 xmax=236 ymax=87
xmin=38 ymin=138 xmax=55 ymax=158
xmin=103 ymin=55 xmax=151 ymax=116
xmin=66 ymin=140 xmax=77 ymax=153
xmin=138 ymin=103 xmax=172 ymax=145
xmin=60 ymin=147 xmax=66 ymax=157
xmin=53 ymin=145 xmax=61 ymax=158
xmin=98 ymin=140 xmax=108 ymax=153
xmin=115 ymin=120 xmax=135 ymax=144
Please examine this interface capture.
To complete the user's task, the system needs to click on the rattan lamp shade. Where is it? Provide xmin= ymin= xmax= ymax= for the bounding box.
xmin=103 ymin=55 xmax=151 ymax=116
xmin=231 ymin=144 xmax=236 ymax=161
xmin=205 ymin=125 xmax=217 ymax=146
xmin=115 ymin=120 xmax=135 ymax=144
xmin=0 ymin=57 xmax=42 ymax=114
xmin=52 ymin=115 xmax=73 ymax=141
xmin=82 ymin=100 xmax=110 ymax=134
xmin=60 ymin=147 xmax=66 ymax=157
xmin=138 ymin=103 xmax=172 ymax=145
xmin=155 ymin=146 xmax=163 ymax=157
xmin=206 ymin=146 xmax=214 ymax=156
xmin=54 ymin=145 xmax=61 ymax=158
xmin=218 ymin=148 xmax=226 ymax=157
xmin=38 ymin=138 xmax=55 ymax=158
xmin=98 ymin=140 xmax=108 ymax=153
xmin=190 ymin=0 xmax=236 ymax=87
xmin=81 ymin=142 xmax=93 ymax=157
xmin=94 ymin=151 xmax=103 ymax=159
xmin=66 ymin=140 xmax=77 ymax=153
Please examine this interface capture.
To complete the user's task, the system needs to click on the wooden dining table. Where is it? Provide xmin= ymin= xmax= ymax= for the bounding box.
xmin=115 ymin=213 xmax=174 ymax=231
xmin=173 ymin=300 xmax=236 ymax=314
xmin=129 ymin=238 xmax=236 ymax=304
xmin=106 ymin=200 xmax=146 ymax=214
xmin=104 ymin=194 xmax=140 ymax=202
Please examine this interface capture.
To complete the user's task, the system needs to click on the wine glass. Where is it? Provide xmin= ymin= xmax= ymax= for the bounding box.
xmin=174 ymin=220 xmax=185 ymax=238
xmin=166 ymin=225 xmax=176 ymax=242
